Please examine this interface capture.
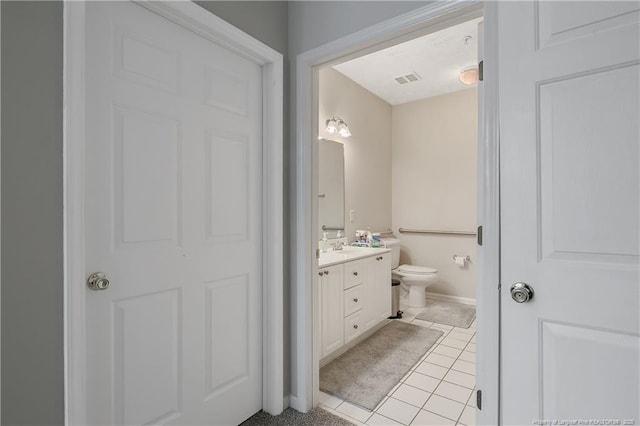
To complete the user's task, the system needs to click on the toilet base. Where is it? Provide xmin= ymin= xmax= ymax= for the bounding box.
xmin=407 ymin=285 xmax=428 ymax=308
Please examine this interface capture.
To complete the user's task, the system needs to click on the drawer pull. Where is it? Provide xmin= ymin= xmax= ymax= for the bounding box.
xmin=324 ymin=271 xmax=329 ymax=275
xmin=319 ymin=272 xmax=323 ymax=276
xmin=353 ymin=324 xmax=359 ymax=330
xmin=352 ymin=271 xmax=358 ymax=276
xmin=353 ymin=298 xmax=358 ymax=303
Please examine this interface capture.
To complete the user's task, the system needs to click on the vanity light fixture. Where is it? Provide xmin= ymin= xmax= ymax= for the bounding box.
xmin=325 ymin=116 xmax=352 ymax=138
xmin=458 ymin=67 xmax=479 ymax=85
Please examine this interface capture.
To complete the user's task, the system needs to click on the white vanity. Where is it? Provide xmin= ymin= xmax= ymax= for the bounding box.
xmin=318 ymin=247 xmax=392 ymax=360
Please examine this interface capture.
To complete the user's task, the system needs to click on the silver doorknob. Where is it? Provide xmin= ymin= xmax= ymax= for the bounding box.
xmin=510 ymin=282 xmax=533 ymax=303
xmin=87 ymin=272 xmax=110 ymax=291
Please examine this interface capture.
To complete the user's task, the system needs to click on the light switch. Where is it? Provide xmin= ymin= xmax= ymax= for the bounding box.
xmin=349 ymin=209 xmax=355 ymax=222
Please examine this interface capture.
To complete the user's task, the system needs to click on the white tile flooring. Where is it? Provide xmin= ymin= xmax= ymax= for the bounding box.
xmin=319 ymin=306 xmax=477 ymax=426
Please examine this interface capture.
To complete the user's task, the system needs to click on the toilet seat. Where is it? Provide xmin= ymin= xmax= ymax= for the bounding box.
xmin=396 ymin=264 xmax=437 ymax=275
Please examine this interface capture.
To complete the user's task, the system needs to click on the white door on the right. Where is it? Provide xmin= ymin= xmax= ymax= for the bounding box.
xmin=499 ymin=2 xmax=639 ymax=425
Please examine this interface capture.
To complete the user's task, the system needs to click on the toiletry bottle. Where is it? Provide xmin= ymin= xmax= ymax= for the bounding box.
xmin=321 ymin=232 xmax=329 ymax=252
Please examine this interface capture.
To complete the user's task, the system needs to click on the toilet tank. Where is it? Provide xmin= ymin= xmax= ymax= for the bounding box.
xmin=380 ymin=238 xmax=401 ymax=269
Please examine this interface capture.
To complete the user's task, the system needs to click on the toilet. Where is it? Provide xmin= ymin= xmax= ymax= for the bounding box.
xmin=381 ymin=237 xmax=438 ymax=308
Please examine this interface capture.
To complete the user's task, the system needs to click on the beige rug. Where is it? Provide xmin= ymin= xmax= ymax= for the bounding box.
xmin=319 ymin=321 xmax=443 ymax=411
xmin=415 ymin=298 xmax=476 ymax=328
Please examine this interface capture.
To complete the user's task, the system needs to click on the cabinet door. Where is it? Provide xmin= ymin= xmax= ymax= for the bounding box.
xmin=364 ymin=254 xmax=392 ymax=328
xmin=362 ymin=256 xmax=379 ymax=330
xmin=374 ymin=254 xmax=392 ymax=321
xmin=320 ymin=264 xmax=344 ymax=358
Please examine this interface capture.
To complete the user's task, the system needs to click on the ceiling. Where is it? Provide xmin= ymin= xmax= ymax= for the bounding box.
xmin=332 ymin=17 xmax=483 ymax=106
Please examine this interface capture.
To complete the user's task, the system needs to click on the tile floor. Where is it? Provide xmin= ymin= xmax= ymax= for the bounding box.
xmin=318 ymin=305 xmax=477 ymax=426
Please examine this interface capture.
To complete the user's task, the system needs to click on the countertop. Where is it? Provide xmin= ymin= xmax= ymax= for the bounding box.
xmin=318 ymin=246 xmax=391 ymax=268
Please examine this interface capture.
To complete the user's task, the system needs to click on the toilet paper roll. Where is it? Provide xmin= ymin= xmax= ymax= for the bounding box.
xmin=454 ymin=256 xmax=466 ymax=266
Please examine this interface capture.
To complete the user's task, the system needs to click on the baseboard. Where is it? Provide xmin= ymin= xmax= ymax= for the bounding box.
xmin=425 ymin=291 xmax=476 ymax=306
xmin=288 ymin=394 xmax=303 ymax=412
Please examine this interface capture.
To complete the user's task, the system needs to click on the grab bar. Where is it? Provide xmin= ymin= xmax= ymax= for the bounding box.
xmin=398 ymin=227 xmax=476 ymax=236
xmin=322 ymin=225 xmax=344 ymax=231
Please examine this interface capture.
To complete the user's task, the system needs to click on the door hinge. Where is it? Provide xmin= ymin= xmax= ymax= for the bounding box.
xmin=477 ymin=225 xmax=483 ymax=246
xmin=476 ymin=389 xmax=482 ymax=410
xmin=478 ymin=60 xmax=484 ymax=82
xmin=316 ymin=248 xmax=320 ymax=259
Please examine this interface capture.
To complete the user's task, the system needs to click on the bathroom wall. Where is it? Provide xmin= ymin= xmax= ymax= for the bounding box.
xmin=392 ymin=88 xmax=478 ymax=300
xmin=318 ymin=68 xmax=392 ymax=241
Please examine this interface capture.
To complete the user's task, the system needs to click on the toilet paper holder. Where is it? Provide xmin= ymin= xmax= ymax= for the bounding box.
xmin=452 ymin=255 xmax=471 ymax=267
xmin=452 ymin=255 xmax=471 ymax=261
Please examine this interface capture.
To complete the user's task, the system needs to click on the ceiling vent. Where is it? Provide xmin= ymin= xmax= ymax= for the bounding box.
xmin=394 ymin=72 xmax=421 ymax=85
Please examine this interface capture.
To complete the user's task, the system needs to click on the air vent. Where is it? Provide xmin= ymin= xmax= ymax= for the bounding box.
xmin=394 ymin=72 xmax=421 ymax=85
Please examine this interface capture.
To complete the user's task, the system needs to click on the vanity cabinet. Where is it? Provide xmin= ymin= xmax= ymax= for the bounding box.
xmin=319 ymin=264 xmax=344 ymax=358
xmin=320 ymin=252 xmax=391 ymax=359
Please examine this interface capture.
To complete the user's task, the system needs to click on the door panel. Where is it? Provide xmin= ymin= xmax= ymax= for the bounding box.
xmin=499 ymin=1 xmax=639 ymax=424
xmin=84 ymin=2 xmax=263 ymax=424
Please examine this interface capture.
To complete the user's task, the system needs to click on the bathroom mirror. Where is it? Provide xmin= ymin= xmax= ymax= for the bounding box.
xmin=318 ymin=139 xmax=345 ymax=239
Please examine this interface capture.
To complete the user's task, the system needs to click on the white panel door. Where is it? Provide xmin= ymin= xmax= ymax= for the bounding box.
xmin=83 ymin=2 xmax=263 ymax=424
xmin=499 ymin=2 xmax=639 ymax=424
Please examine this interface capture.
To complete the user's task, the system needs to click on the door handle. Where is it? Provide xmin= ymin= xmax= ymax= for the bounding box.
xmin=510 ymin=282 xmax=534 ymax=303
xmin=87 ymin=272 xmax=110 ymax=291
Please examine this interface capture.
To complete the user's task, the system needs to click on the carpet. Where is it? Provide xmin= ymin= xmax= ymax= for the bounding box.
xmin=415 ymin=298 xmax=476 ymax=328
xmin=240 ymin=408 xmax=355 ymax=426
xmin=319 ymin=321 xmax=443 ymax=411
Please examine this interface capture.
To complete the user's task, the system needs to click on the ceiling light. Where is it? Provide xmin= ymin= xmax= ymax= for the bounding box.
xmin=459 ymin=67 xmax=479 ymax=85
xmin=325 ymin=116 xmax=351 ymax=138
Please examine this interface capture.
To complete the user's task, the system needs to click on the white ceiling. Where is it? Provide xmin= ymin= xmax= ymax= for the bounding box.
xmin=332 ymin=17 xmax=483 ymax=105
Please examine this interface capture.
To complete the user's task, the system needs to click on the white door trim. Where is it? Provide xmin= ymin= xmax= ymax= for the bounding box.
xmin=63 ymin=1 xmax=284 ymax=423
xmin=291 ymin=2 xmax=500 ymax=424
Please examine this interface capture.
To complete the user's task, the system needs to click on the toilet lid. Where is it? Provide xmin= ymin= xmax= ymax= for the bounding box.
xmin=397 ymin=264 xmax=437 ymax=274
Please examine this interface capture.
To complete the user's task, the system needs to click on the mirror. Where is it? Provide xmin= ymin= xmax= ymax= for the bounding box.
xmin=318 ymin=139 xmax=345 ymax=239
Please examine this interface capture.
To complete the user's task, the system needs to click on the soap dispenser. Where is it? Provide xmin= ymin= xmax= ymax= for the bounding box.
xmin=321 ymin=232 xmax=329 ymax=252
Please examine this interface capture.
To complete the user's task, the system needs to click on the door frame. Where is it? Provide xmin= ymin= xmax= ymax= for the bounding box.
xmin=292 ymin=2 xmax=500 ymax=424
xmin=63 ymin=1 xmax=284 ymax=423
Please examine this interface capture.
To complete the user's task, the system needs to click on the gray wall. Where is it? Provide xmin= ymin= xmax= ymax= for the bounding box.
xmin=288 ymin=1 xmax=430 ymax=57
xmin=195 ymin=1 xmax=288 ymax=54
xmin=2 ymin=2 xmax=65 ymax=424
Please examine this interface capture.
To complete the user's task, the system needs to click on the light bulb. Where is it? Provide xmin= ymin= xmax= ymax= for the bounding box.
xmin=325 ymin=118 xmax=338 ymax=134
xmin=338 ymin=121 xmax=351 ymax=138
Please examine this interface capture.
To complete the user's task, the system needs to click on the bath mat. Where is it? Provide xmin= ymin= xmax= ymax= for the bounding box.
xmin=415 ymin=298 xmax=476 ymax=328
xmin=319 ymin=321 xmax=443 ymax=411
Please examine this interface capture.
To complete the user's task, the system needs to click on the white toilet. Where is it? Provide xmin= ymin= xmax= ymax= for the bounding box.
xmin=381 ymin=237 xmax=438 ymax=308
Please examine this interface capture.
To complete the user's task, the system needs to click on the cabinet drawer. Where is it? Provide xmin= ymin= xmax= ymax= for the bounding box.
xmin=344 ymin=310 xmax=364 ymax=343
xmin=343 ymin=260 xmax=364 ymax=289
xmin=344 ymin=284 xmax=364 ymax=317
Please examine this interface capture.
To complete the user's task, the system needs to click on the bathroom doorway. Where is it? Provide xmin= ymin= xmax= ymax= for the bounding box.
xmin=310 ymin=7 xmax=487 ymax=426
